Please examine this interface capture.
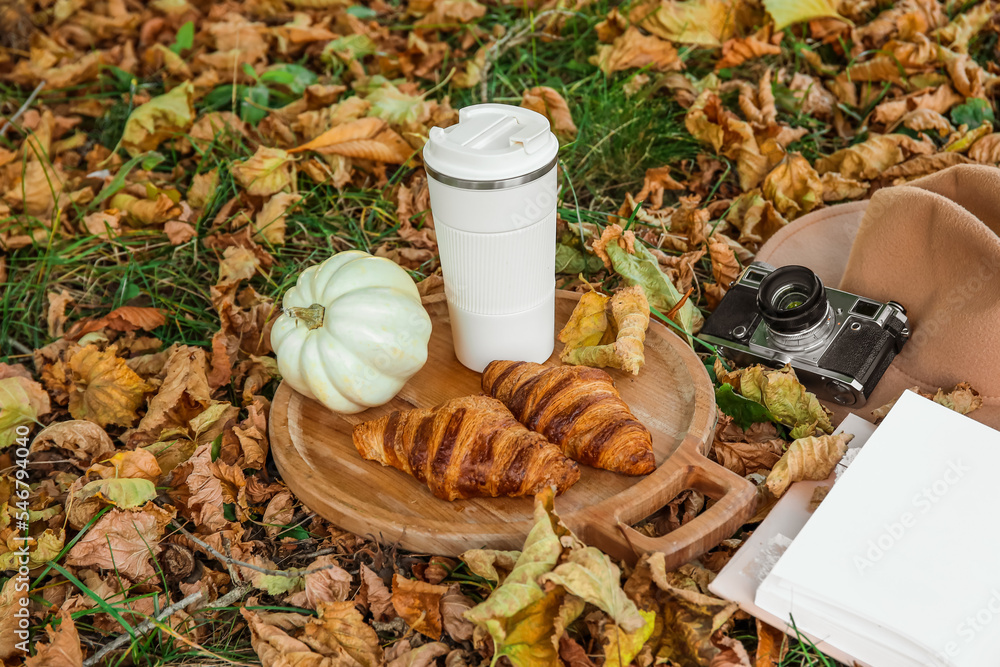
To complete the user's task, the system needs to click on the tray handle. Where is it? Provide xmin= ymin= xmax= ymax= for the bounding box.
xmin=581 ymin=451 xmax=757 ymax=570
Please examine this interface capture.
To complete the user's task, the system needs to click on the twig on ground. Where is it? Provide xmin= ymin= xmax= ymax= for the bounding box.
xmin=81 ymin=584 xmax=252 ymax=667
xmin=0 ymin=80 xmax=45 ymax=138
xmin=81 ymin=591 xmax=203 ymax=667
xmin=169 ymin=519 xmax=345 ymax=578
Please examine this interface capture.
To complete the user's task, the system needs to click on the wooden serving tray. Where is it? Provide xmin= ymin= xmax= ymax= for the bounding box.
xmin=270 ymin=291 xmax=756 ymax=569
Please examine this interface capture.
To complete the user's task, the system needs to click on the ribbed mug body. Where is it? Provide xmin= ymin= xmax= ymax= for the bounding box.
xmin=427 ymin=168 xmax=557 ymax=371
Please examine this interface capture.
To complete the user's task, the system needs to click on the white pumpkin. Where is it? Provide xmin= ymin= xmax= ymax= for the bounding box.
xmin=271 ymin=250 xmax=432 ymax=414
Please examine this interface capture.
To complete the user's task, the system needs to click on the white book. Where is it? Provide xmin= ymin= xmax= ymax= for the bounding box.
xmin=755 ymin=391 xmax=1000 ymax=667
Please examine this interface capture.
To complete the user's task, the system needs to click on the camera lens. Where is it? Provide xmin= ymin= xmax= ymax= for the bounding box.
xmin=757 ymin=265 xmax=828 ymax=334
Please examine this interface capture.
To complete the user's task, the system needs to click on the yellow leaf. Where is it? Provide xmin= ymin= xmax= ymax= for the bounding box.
xmin=560 ymin=286 xmax=650 ymax=375
xmin=68 ymin=345 xmax=153 ymax=428
xmin=603 ymin=609 xmax=657 ymax=667
xmin=80 ymin=477 xmax=157 ymax=509
xmin=231 ymin=146 xmax=293 ymax=197
xmin=762 ymin=0 xmax=848 ymax=31
xmin=0 ymin=376 xmax=51 ymax=447
xmin=630 ymin=0 xmax=761 ymax=47
xmin=762 ymin=153 xmax=823 ymax=220
xmin=121 ymin=81 xmax=196 ymax=157
xmin=766 ymin=432 xmax=853 ymax=497
xmin=540 ymin=546 xmax=646 ymax=631
xmin=558 ymin=290 xmax=611 ymax=355
xmin=944 ymin=121 xmax=994 ymax=153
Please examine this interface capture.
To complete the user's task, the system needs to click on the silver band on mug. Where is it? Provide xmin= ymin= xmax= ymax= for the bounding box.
xmin=424 ymin=156 xmax=558 ymax=190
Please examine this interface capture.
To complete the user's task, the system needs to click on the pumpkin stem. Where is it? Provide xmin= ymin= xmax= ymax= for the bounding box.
xmin=285 ymin=303 xmax=325 ymax=330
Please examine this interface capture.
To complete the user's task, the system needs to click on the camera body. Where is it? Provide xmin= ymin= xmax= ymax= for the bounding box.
xmin=699 ymin=262 xmax=910 ymax=407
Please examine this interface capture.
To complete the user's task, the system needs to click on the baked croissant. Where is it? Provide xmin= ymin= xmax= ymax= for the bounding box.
xmin=482 ymin=361 xmax=655 ymax=475
xmin=352 ymin=395 xmax=581 ymax=501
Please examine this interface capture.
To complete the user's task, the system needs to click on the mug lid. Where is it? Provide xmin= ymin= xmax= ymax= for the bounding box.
xmin=422 ymin=103 xmax=559 ymax=183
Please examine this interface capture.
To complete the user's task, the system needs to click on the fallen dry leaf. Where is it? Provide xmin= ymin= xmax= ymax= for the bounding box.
xmin=121 ymin=81 xmax=195 ymax=156
xmin=67 ymin=345 xmax=152 ymax=428
xmin=231 ymin=147 xmax=294 ymax=197
xmin=766 ymin=432 xmax=853 ymax=497
xmin=288 ymin=117 xmax=414 ymax=163
xmin=521 ymin=86 xmax=577 ymax=139
xmin=592 ymin=27 xmax=683 ymax=74
xmin=392 ymin=574 xmax=448 ymax=639
xmin=23 ymin=609 xmax=82 ymax=667
xmin=66 ymin=502 xmax=175 ymax=581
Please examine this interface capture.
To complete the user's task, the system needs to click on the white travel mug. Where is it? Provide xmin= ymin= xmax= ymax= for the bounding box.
xmin=423 ymin=104 xmax=559 ymax=372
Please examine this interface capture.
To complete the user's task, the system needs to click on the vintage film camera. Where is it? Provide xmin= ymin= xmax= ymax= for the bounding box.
xmin=699 ymin=262 xmax=910 ymax=407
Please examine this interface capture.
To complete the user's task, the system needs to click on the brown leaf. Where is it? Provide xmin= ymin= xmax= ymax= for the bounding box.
xmin=31 ymin=420 xmax=116 ymax=468
xmin=881 ymin=152 xmax=972 ymax=182
xmin=65 ymin=503 xmax=175 ymax=581
xmin=23 ymin=608 xmax=82 ymax=667
xmin=969 ymin=133 xmax=1000 ymax=163
xmin=289 ymin=117 xmax=413 ymax=163
xmin=179 ymin=443 xmax=247 ymax=531
xmin=387 ymin=642 xmax=450 ymax=667
xmin=440 ymin=584 xmax=474 ymax=642
xmin=592 ymin=27 xmax=683 ymax=74
xmin=103 ymin=306 xmax=167 ymax=332
xmin=711 ymin=634 xmax=752 ymax=666
xmin=559 ymin=634 xmax=596 ymax=667
xmin=820 ymin=172 xmax=869 ymax=202
xmin=814 ymin=134 xmax=905 ymax=180
xmin=899 ymin=108 xmax=953 ymax=136
xmin=716 ymin=29 xmax=782 ymax=70
xmin=132 ymin=345 xmax=212 ymax=445
xmin=253 ymin=192 xmax=302 ymax=245
xmin=359 ymin=565 xmax=396 ymax=621
xmin=788 ymin=72 xmax=837 ymax=119
xmin=242 ymin=608 xmax=328 ymax=667
xmin=392 ymin=574 xmax=448 ymax=639
xmin=636 ymin=166 xmax=686 ymax=210
xmin=725 ymin=190 xmax=789 ymax=247
xmin=262 ymin=489 xmax=295 ymax=539
xmin=644 ymin=554 xmax=738 ymax=665
xmin=521 ymin=86 xmax=577 ymax=139
xmin=708 ymin=238 xmax=740 ymax=290
xmin=872 ymin=85 xmax=964 ymax=125
xmin=754 ymin=618 xmax=788 ymax=666
xmin=68 ymin=344 xmax=153 ymax=428
xmin=0 ymin=576 xmax=28 ymax=660
xmin=47 ymin=289 xmax=74 ymax=338
xmin=165 ymin=220 xmax=197 ymax=245
xmin=300 ymin=601 xmax=383 ymax=666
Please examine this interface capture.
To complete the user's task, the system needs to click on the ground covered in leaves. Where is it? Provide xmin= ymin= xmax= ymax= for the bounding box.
xmin=1 ymin=0 xmax=999 ymax=664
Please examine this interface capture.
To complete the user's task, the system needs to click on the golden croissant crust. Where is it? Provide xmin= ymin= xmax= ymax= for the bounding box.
xmin=482 ymin=361 xmax=655 ymax=475
xmin=352 ymin=395 xmax=581 ymax=501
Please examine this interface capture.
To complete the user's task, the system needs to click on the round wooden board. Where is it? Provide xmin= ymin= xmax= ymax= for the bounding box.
xmin=270 ymin=291 xmax=756 ymax=568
